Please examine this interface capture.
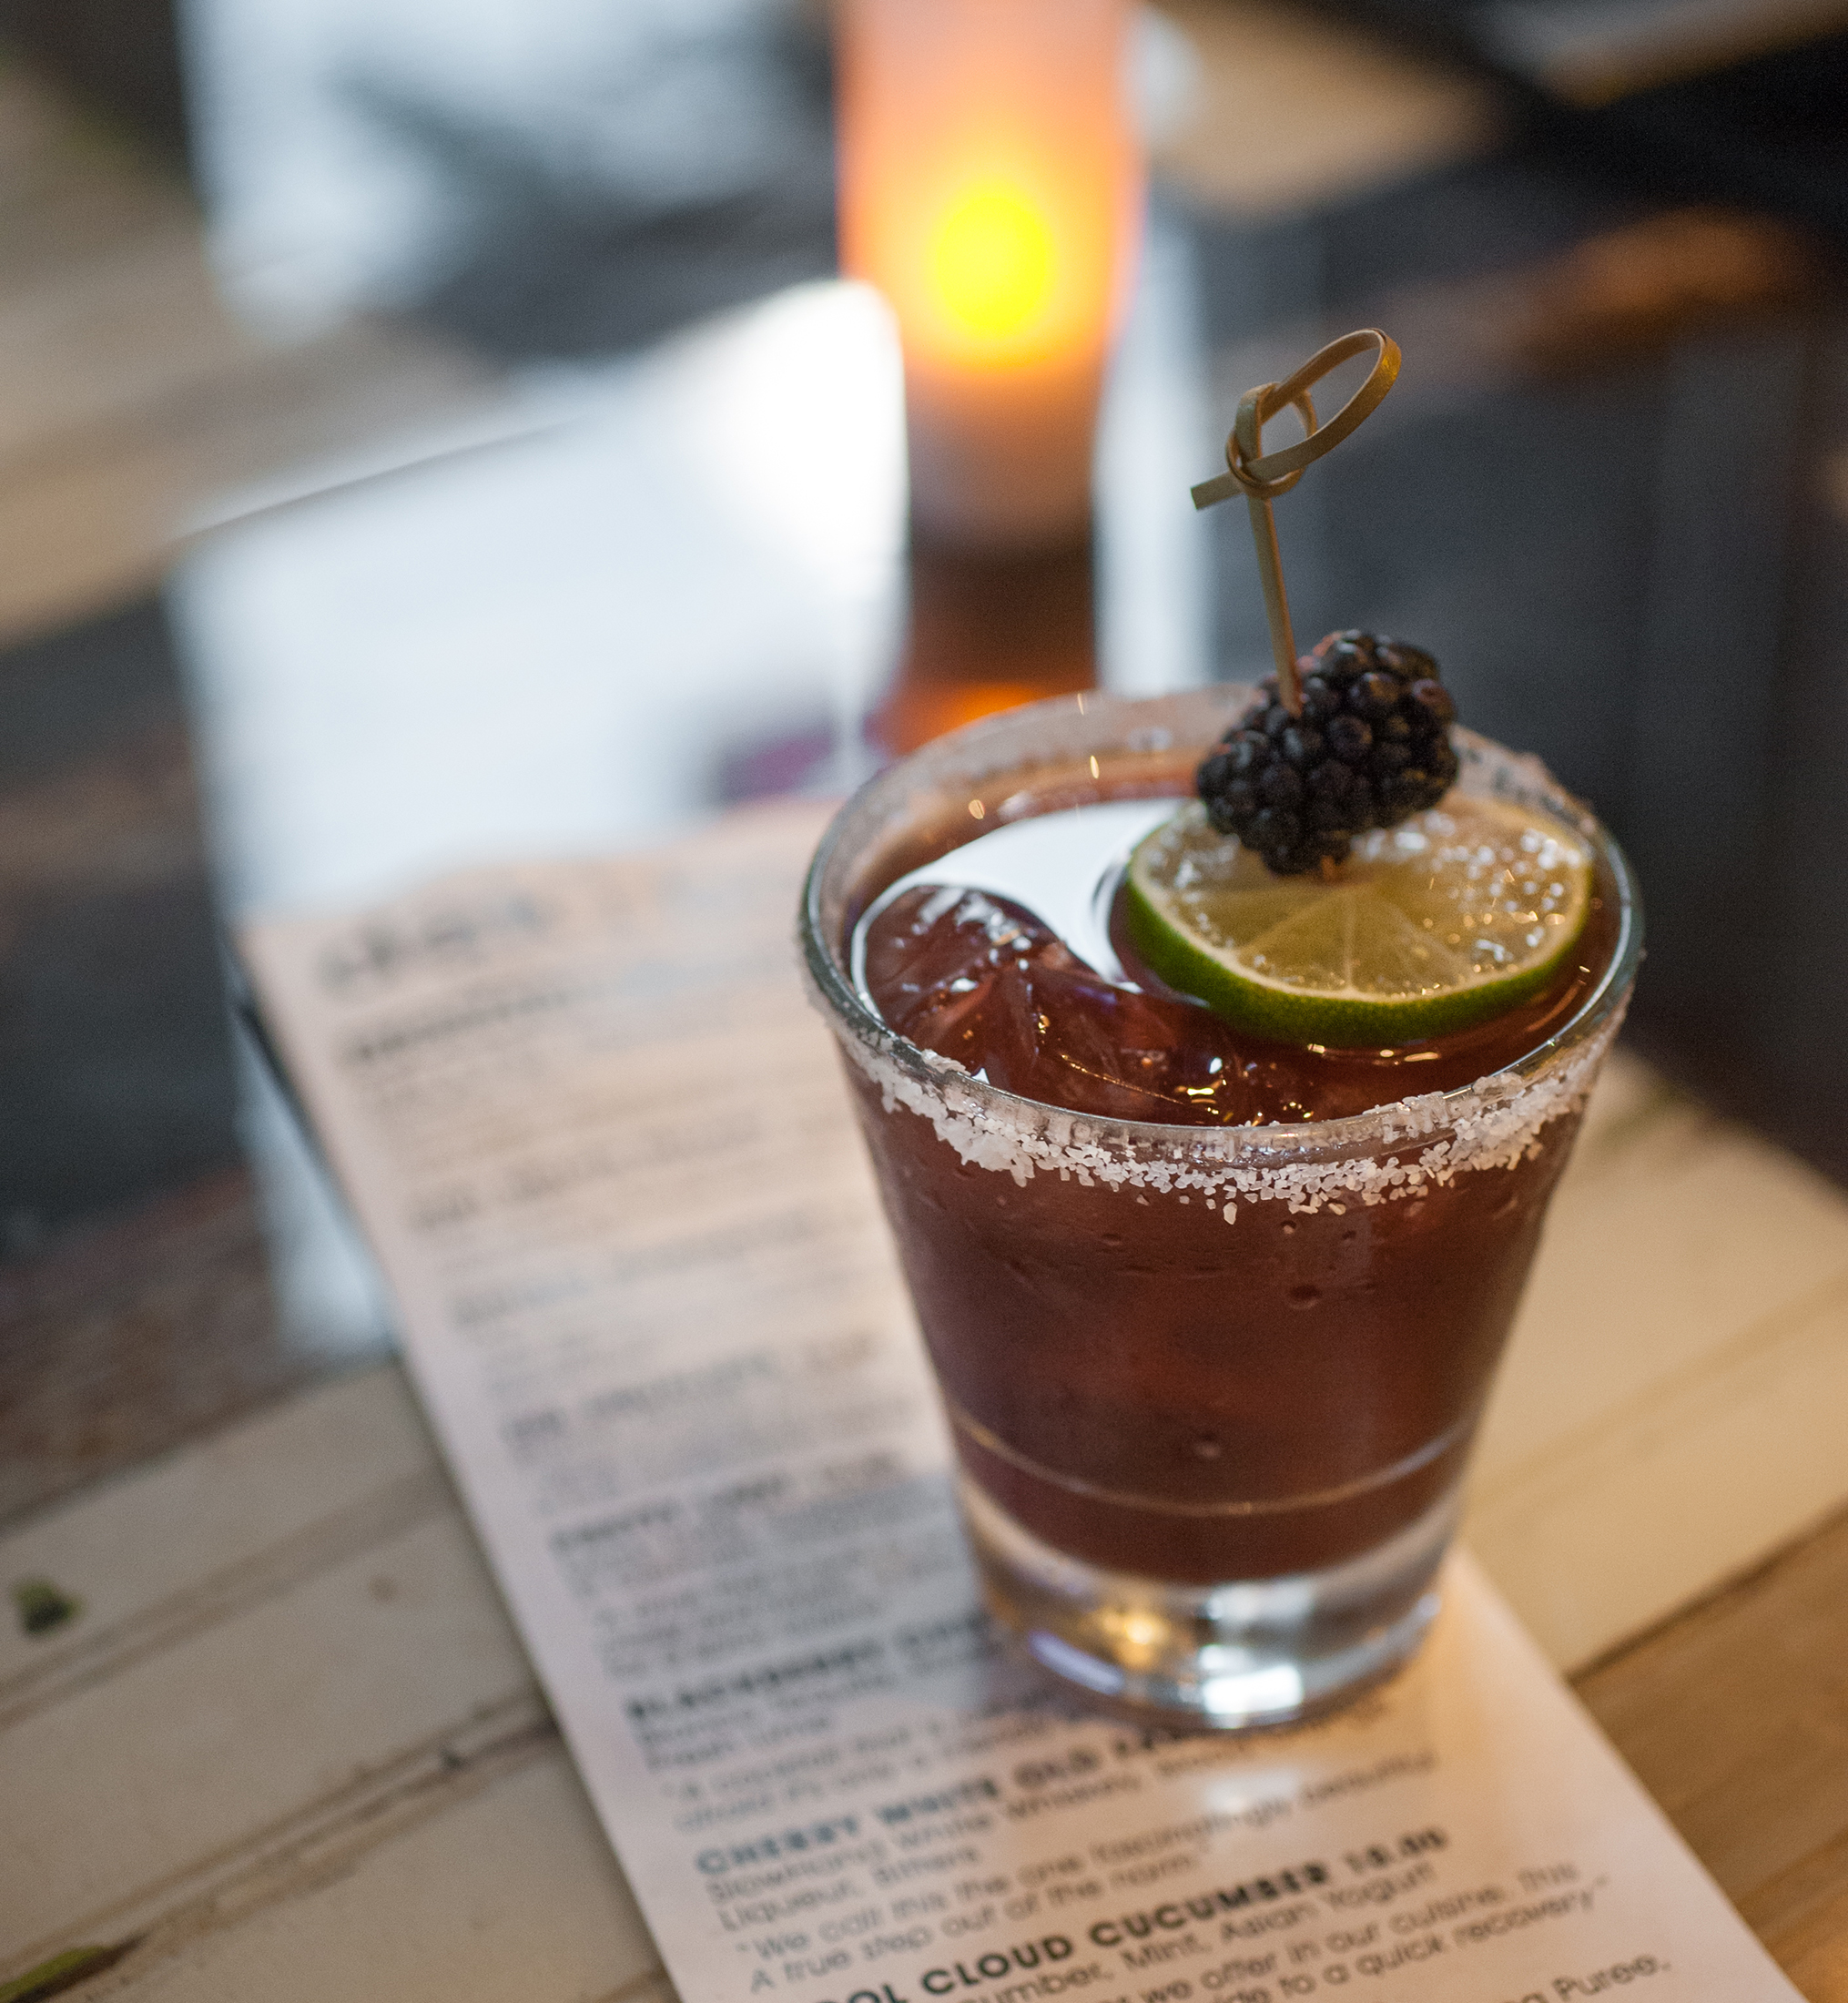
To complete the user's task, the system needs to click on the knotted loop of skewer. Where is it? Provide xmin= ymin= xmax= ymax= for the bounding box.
xmin=1191 ymin=329 xmax=1401 ymax=711
xmin=1190 ymin=383 xmax=1320 ymax=507
xmin=1194 ymin=328 xmax=1401 ymax=507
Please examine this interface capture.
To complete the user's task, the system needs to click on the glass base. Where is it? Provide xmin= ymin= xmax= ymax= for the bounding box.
xmin=960 ymin=1476 xmax=1457 ymax=1731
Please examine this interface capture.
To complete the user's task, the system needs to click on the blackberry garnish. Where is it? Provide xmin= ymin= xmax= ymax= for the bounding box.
xmin=1196 ymin=631 xmax=1461 ymax=876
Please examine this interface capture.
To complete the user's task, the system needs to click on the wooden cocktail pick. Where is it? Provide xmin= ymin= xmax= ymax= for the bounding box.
xmin=1192 ymin=329 xmax=1401 ymax=716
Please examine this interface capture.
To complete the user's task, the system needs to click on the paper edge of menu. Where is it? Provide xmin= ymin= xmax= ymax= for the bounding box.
xmin=238 ymin=815 xmax=1802 ymax=2003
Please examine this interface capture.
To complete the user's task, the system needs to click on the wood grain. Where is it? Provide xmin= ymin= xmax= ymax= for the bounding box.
xmin=0 ymin=1166 xmax=371 ymax=1527
xmin=1576 ymin=1504 xmax=1848 ymax=1999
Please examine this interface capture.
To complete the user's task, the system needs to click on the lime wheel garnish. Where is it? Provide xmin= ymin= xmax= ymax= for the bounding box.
xmin=1126 ymin=797 xmax=1594 ymax=1047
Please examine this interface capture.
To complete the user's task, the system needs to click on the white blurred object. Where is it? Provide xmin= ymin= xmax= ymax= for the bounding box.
xmin=177 ymin=280 xmax=908 ymax=1354
xmin=1095 ymin=198 xmax=1213 ymax=696
xmin=1131 ymin=3 xmax=1206 ymax=147
xmin=180 ymin=0 xmax=825 ymax=332
xmin=174 ymin=279 xmax=906 ymax=917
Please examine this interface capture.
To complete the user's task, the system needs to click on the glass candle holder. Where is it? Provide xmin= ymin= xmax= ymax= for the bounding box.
xmin=836 ymin=0 xmax=1142 ymax=549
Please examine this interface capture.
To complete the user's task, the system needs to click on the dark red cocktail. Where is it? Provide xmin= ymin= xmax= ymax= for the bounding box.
xmin=800 ymin=689 xmax=1639 ymax=1725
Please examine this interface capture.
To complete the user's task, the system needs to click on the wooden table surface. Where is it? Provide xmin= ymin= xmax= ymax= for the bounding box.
xmin=1577 ymin=1510 xmax=1848 ymax=2002
xmin=3 ymin=1357 xmax=1845 ymax=2003
xmin=3 ymin=14 xmax=1846 ymax=2002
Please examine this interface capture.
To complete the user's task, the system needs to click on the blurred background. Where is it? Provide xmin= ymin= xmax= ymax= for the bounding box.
xmin=4 ymin=0 xmax=1847 ymax=1517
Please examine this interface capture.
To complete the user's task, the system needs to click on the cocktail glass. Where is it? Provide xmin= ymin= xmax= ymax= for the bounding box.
xmin=799 ymin=687 xmax=1640 ymax=1728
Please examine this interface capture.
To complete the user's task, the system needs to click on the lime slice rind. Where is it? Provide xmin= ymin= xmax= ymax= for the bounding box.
xmin=1126 ymin=799 xmax=1594 ymax=1046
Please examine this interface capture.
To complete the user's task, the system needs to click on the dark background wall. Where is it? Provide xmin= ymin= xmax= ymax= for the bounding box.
xmin=0 ymin=0 xmax=190 ymax=164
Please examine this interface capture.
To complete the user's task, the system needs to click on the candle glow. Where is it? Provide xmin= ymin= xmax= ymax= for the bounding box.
xmin=930 ymin=182 xmax=1056 ymax=344
xmin=838 ymin=0 xmax=1142 ymax=546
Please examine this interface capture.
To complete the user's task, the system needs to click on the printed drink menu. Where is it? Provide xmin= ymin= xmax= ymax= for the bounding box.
xmin=239 ymin=800 xmax=1800 ymax=2003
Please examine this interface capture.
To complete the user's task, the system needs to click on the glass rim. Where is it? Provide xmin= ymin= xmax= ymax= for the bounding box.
xmin=799 ymin=686 xmax=1642 ymax=1168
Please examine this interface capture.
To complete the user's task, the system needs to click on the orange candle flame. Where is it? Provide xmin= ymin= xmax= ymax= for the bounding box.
xmin=837 ymin=0 xmax=1142 ymax=545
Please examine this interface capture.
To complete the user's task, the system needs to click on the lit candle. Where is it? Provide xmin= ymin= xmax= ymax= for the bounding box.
xmin=837 ymin=0 xmax=1142 ymax=550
